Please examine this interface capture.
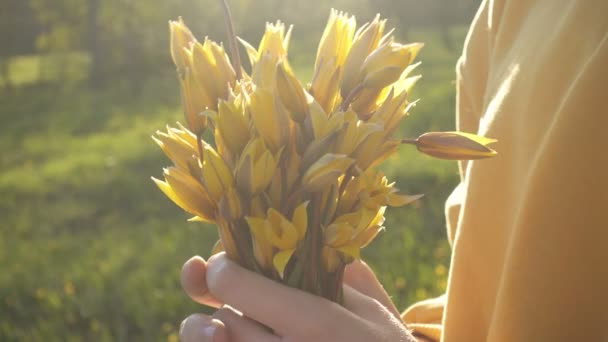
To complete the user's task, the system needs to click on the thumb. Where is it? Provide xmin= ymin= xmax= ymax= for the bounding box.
xmin=181 ymin=256 xmax=223 ymax=308
xmin=343 ymin=260 xmax=401 ymax=319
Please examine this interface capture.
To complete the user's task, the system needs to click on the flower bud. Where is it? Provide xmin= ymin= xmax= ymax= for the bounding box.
xmin=276 ymin=62 xmax=309 ymax=122
xmin=217 ymin=99 xmax=249 ymax=156
xmin=153 ymin=127 xmax=198 ymax=170
xmin=361 ymin=41 xmax=423 ymax=89
xmin=413 ymin=131 xmax=498 ymax=160
xmin=310 ymin=10 xmax=356 ymax=113
xmin=201 ymin=144 xmax=234 ymax=201
xmin=169 ymin=18 xmax=196 ymax=75
xmin=302 ymin=154 xmax=354 ymax=192
xmin=235 ymin=138 xmax=280 ymax=195
xmin=180 ymin=69 xmax=210 ymax=134
xmin=340 ymin=15 xmax=386 ymax=98
xmin=153 ymin=167 xmax=215 ymax=222
xmin=249 ymin=87 xmax=290 ymax=152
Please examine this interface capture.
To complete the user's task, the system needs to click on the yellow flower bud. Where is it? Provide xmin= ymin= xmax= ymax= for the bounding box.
xmin=169 ymin=18 xmax=196 ymax=75
xmin=322 ymin=207 xmax=386 ymax=269
xmin=352 ymin=131 xmax=400 ymax=170
xmin=276 ymin=62 xmax=309 ymax=122
xmin=218 ymin=186 xmax=243 ymax=221
xmin=235 ymin=138 xmax=280 ymax=195
xmin=246 ymin=216 xmax=275 ymax=272
xmin=302 ymin=154 xmax=354 ymax=192
xmin=191 ymin=39 xmax=235 ymax=109
xmin=370 ymin=88 xmax=416 ymax=137
xmin=153 ymin=127 xmax=198 ymax=170
xmin=361 ymin=41 xmax=423 ymax=89
xmin=180 ymin=69 xmax=211 ymax=134
xmin=340 ymin=15 xmax=386 ymax=99
xmin=310 ymin=10 xmax=356 ymax=113
xmin=217 ymin=98 xmax=249 ymax=156
xmin=315 ymin=10 xmax=356 ymax=69
xmin=334 ymin=111 xmax=382 ymax=155
xmin=258 ymin=21 xmax=292 ymax=62
xmin=153 ymin=167 xmax=215 ymax=222
xmin=249 ymin=87 xmax=290 ymax=152
xmin=246 ymin=202 xmax=308 ymax=278
xmin=201 ymin=144 xmax=234 ymax=201
xmin=413 ymin=131 xmax=498 ymax=160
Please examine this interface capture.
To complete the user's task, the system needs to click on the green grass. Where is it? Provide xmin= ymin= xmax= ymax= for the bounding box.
xmin=0 ymin=27 xmax=465 ymax=341
xmin=1 ymin=52 xmax=90 ymax=87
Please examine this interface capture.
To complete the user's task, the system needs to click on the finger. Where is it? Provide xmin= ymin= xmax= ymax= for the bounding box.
xmin=343 ymin=260 xmax=401 ymax=319
xmin=179 ymin=313 xmax=228 ymax=342
xmin=213 ymin=305 xmax=280 ymax=342
xmin=343 ymin=286 xmax=412 ymax=340
xmin=206 ymin=252 xmax=347 ymax=336
xmin=181 ymin=256 xmax=222 ymax=308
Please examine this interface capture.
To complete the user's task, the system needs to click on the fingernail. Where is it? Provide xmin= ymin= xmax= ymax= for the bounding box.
xmin=180 ymin=315 xmax=219 ymax=342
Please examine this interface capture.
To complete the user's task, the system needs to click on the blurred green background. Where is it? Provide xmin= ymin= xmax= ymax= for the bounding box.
xmin=0 ymin=0 xmax=479 ymax=340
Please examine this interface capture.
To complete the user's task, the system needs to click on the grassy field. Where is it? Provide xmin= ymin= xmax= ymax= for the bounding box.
xmin=0 ymin=27 xmax=466 ymax=341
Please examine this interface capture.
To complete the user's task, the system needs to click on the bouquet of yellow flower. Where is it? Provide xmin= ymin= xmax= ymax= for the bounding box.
xmin=153 ymin=5 xmax=495 ymax=302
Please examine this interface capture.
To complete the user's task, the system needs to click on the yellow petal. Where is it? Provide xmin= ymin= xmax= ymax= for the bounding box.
xmin=249 ymin=88 xmax=289 ymax=152
xmin=276 ymin=62 xmax=309 ymax=122
xmin=302 ymin=154 xmax=354 ymax=192
xmin=246 ymin=216 xmax=275 ymax=271
xmin=337 ymin=243 xmax=360 ymax=260
xmin=217 ymin=100 xmax=249 ymax=156
xmin=169 ymin=18 xmax=196 ymax=75
xmin=273 ymin=249 xmax=295 ymax=279
xmin=202 ymin=145 xmax=234 ymax=201
xmin=341 ymin=15 xmax=386 ymax=98
xmin=324 ymin=222 xmax=353 ymax=247
xmin=154 ymin=168 xmax=215 ymax=221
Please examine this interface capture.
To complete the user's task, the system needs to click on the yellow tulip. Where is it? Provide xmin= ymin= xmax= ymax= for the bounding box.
xmin=169 ymin=17 xmax=196 ymax=76
xmin=276 ymin=62 xmax=309 ymax=122
xmin=412 ymin=132 xmax=498 ymax=160
xmin=241 ymin=21 xmax=292 ymax=86
xmin=216 ymin=98 xmax=250 ymax=156
xmin=218 ymin=186 xmax=243 ymax=222
xmin=235 ymin=138 xmax=280 ymax=195
xmin=153 ymin=127 xmax=198 ymax=170
xmin=302 ymin=154 xmax=354 ymax=192
xmin=249 ymin=87 xmax=290 ymax=152
xmin=201 ymin=144 xmax=234 ymax=201
xmin=258 ymin=21 xmax=292 ymax=61
xmin=361 ymin=41 xmax=423 ymax=89
xmin=310 ymin=10 xmax=356 ymax=113
xmin=351 ymin=131 xmax=400 ymax=170
xmin=191 ymin=39 xmax=235 ymax=108
xmin=180 ymin=67 xmax=210 ymax=134
xmin=322 ymin=207 xmax=386 ymax=272
xmin=246 ymin=202 xmax=308 ymax=277
xmin=340 ymin=15 xmax=386 ymax=99
xmin=152 ymin=167 xmax=216 ymax=222
xmin=246 ymin=216 xmax=275 ymax=272
xmin=334 ymin=111 xmax=383 ymax=155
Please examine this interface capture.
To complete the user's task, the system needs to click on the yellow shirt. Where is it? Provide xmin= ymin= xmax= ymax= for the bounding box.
xmin=403 ymin=0 xmax=608 ymax=341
